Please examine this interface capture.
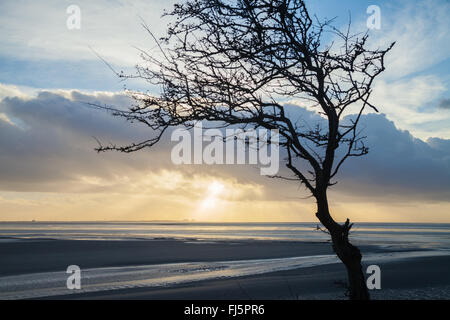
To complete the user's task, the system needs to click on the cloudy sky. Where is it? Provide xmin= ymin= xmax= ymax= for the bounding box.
xmin=0 ymin=0 xmax=449 ymax=222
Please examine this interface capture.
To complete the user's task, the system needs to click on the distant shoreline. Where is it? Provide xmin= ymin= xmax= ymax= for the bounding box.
xmin=2 ymin=220 xmax=450 ymax=224
xmin=2 ymin=221 xmax=450 ymax=251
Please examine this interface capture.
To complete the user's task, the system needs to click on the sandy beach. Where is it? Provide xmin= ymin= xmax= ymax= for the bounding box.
xmin=57 ymin=255 xmax=450 ymax=300
xmin=1 ymin=238 xmax=449 ymax=300
xmin=0 ymin=239 xmax=337 ymax=276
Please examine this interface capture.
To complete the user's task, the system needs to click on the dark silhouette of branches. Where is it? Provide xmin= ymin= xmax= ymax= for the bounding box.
xmin=93 ymin=0 xmax=394 ymax=300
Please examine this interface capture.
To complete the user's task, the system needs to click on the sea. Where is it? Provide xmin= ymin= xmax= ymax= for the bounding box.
xmin=1 ymin=221 xmax=450 ymax=249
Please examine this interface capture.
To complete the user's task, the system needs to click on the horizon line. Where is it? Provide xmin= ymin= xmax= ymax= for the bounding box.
xmin=1 ymin=220 xmax=450 ymax=224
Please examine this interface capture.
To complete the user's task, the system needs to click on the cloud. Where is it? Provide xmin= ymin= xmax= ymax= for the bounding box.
xmin=0 ymin=89 xmax=158 ymax=192
xmin=369 ymin=0 xmax=450 ymax=79
xmin=1 ymin=0 xmax=450 ymax=221
xmin=438 ymin=99 xmax=450 ymax=110
xmin=1 ymin=0 xmax=449 ymax=140
xmin=0 ymin=0 xmax=175 ymax=66
xmin=0 ymin=88 xmax=270 ymax=201
xmin=335 ymin=113 xmax=450 ymax=202
xmin=326 ymin=0 xmax=450 ymax=140
xmin=0 ymin=83 xmax=36 ymax=101
xmin=370 ymin=75 xmax=449 ymax=139
xmin=0 ymin=88 xmax=449 ymax=207
xmin=272 ymin=104 xmax=450 ymax=202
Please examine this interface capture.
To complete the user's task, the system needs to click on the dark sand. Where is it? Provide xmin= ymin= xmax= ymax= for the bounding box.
xmin=0 ymin=239 xmax=338 ymax=276
xmin=53 ymin=255 xmax=450 ymax=300
xmin=1 ymin=239 xmax=449 ymax=300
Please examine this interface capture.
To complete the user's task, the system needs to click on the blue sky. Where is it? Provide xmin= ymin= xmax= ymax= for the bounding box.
xmin=0 ymin=0 xmax=450 ymax=222
xmin=1 ymin=0 xmax=449 ymax=139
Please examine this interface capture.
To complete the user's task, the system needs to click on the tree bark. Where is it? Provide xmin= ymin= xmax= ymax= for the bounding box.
xmin=331 ymin=230 xmax=370 ymax=300
xmin=315 ymin=189 xmax=370 ymax=300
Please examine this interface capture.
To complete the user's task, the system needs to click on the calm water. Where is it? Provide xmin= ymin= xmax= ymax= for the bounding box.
xmin=1 ymin=222 xmax=450 ymax=249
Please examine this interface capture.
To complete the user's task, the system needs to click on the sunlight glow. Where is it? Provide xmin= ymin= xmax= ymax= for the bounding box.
xmin=200 ymin=181 xmax=225 ymax=210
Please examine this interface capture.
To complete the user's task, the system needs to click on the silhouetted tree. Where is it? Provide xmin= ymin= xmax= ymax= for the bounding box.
xmin=95 ymin=0 xmax=394 ymax=300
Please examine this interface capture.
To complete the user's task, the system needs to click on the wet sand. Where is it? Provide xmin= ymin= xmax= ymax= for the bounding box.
xmin=1 ymin=239 xmax=449 ymax=300
xmin=0 ymin=239 xmax=338 ymax=276
xmin=53 ymin=255 xmax=450 ymax=300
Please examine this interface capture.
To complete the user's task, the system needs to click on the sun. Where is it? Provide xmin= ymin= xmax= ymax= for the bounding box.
xmin=200 ymin=181 xmax=225 ymax=210
xmin=208 ymin=181 xmax=225 ymax=195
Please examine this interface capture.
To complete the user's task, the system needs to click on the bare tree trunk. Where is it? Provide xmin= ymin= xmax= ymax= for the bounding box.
xmin=315 ymin=190 xmax=370 ymax=300
xmin=331 ymin=229 xmax=370 ymax=300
